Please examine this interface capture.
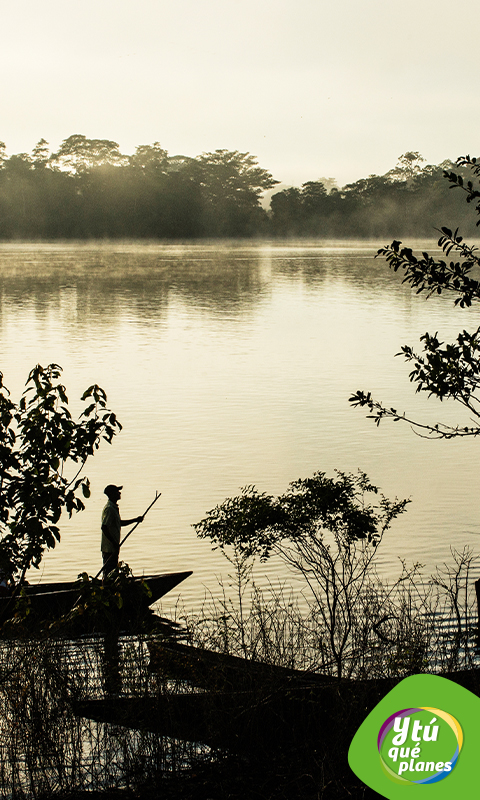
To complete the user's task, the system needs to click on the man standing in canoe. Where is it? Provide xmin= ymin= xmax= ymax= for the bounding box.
xmin=101 ymin=484 xmax=144 ymax=576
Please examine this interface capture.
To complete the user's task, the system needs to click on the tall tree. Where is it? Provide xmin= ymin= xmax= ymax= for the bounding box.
xmin=387 ymin=151 xmax=426 ymax=185
xmin=269 ymin=186 xmax=303 ymax=235
xmin=31 ymin=138 xmax=51 ymax=169
xmin=194 ymin=471 xmax=408 ymax=677
xmin=198 ymin=149 xmax=277 ymax=199
xmin=197 ymin=149 xmax=278 ymax=236
xmin=0 ymin=153 xmax=35 ymax=236
xmin=130 ymin=142 xmax=169 ymax=173
xmin=51 ymin=134 xmax=127 ymax=173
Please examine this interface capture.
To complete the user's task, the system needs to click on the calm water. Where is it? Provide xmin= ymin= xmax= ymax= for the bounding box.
xmin=1 ymin=240 xmax=480 ymax=610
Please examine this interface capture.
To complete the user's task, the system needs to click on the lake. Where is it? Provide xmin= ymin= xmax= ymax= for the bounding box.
xmin=1 ymin=240 xmax=479 ymax=611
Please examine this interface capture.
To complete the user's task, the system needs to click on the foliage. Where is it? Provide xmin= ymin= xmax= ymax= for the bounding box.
xmin=387 ymin=150 xmax=426 ymax=183
xmin=76 ymin=563 xmax=151 ymax=612
xmin=0 ymin=139 xmax=470 ymax=239
xmin=51 ymin=134 xmax=128 ymax=173
xmin=198 ymin=149 xmax=278 ymax=200
xmin=193 ymin=493 xmax=478 ymax=679
xmin=0 ymin=136 xmax=278 ymax=239
xmin=196 ymin=149 xmax=278 ymax=236
xmin=195 ymin=472 xmax=409 ymax=677
xmin=194 ymin=470 xmax=407 ymax=561
xmin=269 ymin=152 xmax=462 ymax=238
xmin=0 ymin=364 xmax=121 ymax=584
xmin=129 ymin=141 xmax=169 ymax=172
xmin=41 ymin=563 xmax=155 ymax=635
xmin=270 ymin=181 xmax=330 ymax=236
xmin=350 ymin=155 xmax=480 ymax=438
xmin=0 ymin=559 xmax=475 ymax=800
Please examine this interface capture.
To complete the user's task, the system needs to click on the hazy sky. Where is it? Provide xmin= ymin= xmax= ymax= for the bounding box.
xmin=2 ymin=0 xmax=479 ymax=186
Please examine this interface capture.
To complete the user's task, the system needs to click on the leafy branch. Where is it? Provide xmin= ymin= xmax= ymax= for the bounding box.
xmin=0 ymin=364 xmax=122 ymax=584
xmin=351 ymin=156 xmax=480 ymax=438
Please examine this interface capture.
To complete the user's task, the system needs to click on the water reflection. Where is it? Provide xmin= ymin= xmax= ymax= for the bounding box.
xmin=0 ymin=241 xmax=479 ymax=611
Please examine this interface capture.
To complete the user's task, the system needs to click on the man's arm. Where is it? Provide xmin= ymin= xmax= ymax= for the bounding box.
xmin=120 ymin=515 xmax=144 ymax=527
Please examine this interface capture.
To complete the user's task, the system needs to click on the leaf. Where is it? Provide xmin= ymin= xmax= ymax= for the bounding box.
xmin=0 ymin=366 xmax=121 ymax=582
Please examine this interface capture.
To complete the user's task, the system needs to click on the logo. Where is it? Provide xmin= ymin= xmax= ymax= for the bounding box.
xmin=348 ymin=673 xmax=480 ymax=798
xmin=378 ymin=706 xmax=462 ymax=784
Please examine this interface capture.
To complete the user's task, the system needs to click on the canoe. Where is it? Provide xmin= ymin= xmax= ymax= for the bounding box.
xmin=73 ymin=680 xmax=344 ymax=753
xmin=73 ymin=689 xmax=325 ymax=751
xmin=147 ymin=639 xmax=337 ymax=690
xmin=72 ymin=678 xmax=396 ymax=754
xmin=148 ymin=641 xmax=480 ymax=692
xmin=0 ymin=571 xmax=192 ymax=623
xmin=74 ymin=656 xmax=480 ymax=755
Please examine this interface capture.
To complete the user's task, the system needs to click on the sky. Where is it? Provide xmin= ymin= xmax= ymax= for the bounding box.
xmin=1 ymin=0 xmax=479 ymax=187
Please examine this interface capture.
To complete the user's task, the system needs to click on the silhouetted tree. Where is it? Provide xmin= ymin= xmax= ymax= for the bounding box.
xmin=31 ymin=138 xmax=51 ymax=169
xmin=129 ymin=142 xmax=169 ymax=173
xmin=196 ymin=149 xmax=278 ymax=236
xmin=0 ymin=138 xmax=472 ymax=240
xmin=194 ymin=471 xmax=408 ymax=678
xmin=387 ymin=151 xmax=426 ymax=185
xmin=270 ymin=187 xmax=303 ymax=235
xmin=51 ymin=134 xmax=127 ymax=174
xmin=0 ymin=364 xmax=121 ymax=584
xmin=350 ymin=155 xmax=480 ymax=439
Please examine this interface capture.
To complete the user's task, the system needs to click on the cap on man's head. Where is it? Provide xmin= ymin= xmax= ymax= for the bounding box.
xmin=104 ymin=484 xmax=123 ymax=499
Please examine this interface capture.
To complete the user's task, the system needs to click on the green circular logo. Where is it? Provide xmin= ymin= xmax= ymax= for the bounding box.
xmin=378 ymin=707 xmax=462 ymax=784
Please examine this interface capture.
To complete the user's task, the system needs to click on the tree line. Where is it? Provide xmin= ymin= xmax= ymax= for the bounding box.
xmin=0 ymin=138 xmax=474 ymax=239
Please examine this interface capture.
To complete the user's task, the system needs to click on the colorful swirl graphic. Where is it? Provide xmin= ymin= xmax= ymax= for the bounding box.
xmin=378 ymin=707 xmax=462 ymax=785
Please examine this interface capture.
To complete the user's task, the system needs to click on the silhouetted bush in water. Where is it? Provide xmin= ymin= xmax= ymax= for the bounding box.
xmin=192 ymin=472 xmax=479 ymax=678
xmin=182 ymin=544 xmax=479 ymax=679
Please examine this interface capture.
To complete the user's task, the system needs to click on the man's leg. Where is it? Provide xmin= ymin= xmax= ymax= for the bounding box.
xmin=102 ymin=550 xmax=118 ymax=578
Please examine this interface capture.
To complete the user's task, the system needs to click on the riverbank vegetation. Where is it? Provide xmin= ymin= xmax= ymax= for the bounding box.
xmin=0 ymin=462 xmax=477 ymax=797
xmin=1 ymin=149 xmax=479 ymax=795
xmin=0 ymin=137 xmax=474 ymax=239
xmin=191 ymin=471 xmax=477 ymax=678
xmin=0 ymin=535 xmax=477 ymax=800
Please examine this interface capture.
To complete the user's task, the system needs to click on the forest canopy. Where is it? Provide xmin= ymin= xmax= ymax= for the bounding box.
xmin=0 ymin=138 xmax=474 ymax=239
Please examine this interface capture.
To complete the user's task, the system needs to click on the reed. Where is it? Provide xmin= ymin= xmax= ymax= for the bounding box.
xmin=0 ymin=635 xmax=210 ymax=799
xmin=0 ymin=546 xmax=476 ymax=799
xmin=180 ymin=545 xmax=479 ymax=679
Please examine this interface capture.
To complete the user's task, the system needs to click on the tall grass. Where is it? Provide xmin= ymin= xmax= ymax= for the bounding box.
xmin=181 ymin=545 xmax=479 ymax=678
xmin=0 ymin=546 xmax=477 ymax=798
xmin=0 ymin=636 xmax=210 ymax=799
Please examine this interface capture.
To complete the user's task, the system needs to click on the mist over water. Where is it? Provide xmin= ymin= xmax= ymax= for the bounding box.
xmin=1 ymin=241 xmax=479 ymax=611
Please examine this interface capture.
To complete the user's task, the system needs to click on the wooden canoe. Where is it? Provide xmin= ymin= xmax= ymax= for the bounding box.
xmin=147 ymin=639 xmax=336 ymax=690
xmin=0 ymin=571 xmax=192 ymax=623
xmin=73 ymin=684 xmax=342 ymax=753
xmin=74 ymin=661 xmax=480 ymax=754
